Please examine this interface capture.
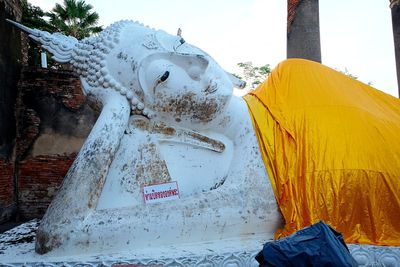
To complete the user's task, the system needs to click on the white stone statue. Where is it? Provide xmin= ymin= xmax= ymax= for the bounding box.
xmin=8 ymin=19 xmax=282 ymax=255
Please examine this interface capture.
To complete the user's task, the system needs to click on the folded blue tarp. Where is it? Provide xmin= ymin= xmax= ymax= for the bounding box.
xmin=255 ymin=221 xmax=358 ymax=267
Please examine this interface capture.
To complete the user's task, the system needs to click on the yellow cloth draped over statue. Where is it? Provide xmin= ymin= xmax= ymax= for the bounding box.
xmin=244 ymin=58 xmax=400 ymax=246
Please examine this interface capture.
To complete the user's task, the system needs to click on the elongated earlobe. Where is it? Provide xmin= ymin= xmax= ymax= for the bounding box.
xmin=225 ymin=71 xmax=246 ymax=89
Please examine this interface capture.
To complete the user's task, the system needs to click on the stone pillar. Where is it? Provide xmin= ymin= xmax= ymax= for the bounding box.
xmin=0 ymin=0 xmax=22 ymax=158
xmin=287 ymin=0 xmax=321 ymax=63
xmin=0 ymin=0 xmax=22 ymax=223
xmin=391 ymin=0 xmax=400 ymax=97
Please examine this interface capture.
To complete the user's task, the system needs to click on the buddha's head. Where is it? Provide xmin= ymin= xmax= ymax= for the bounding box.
xmin=10 ymin=20 xmax=240 ymax=128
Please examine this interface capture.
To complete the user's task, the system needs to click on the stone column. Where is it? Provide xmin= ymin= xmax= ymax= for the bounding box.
xmin=391 ymin=0 xmax=400 ymax=97
xmin=0 ymin=0 xmax=22 ymax=158
xmin=0 ymin=0 xmax=22 ymax=223
xmin=287 ymin=0 xmax=321 ymax=63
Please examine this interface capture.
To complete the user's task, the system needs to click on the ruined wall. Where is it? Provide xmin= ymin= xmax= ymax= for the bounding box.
xmin=0 ymin=0 xmax=22 ymax=157
xmin=0 ymin=0 xmax=94 ymax=222
xmin=1 ymin=66 xmax=98 ymax=222
xmin=0 ymin=160 xmax=14 ymax=222
xmin=0 ymin=0 xmax=22 ymax=223
xmin=18 ymin=155 xmax=75 ymax=220
xmin=14 ymin=67 xmax=98 ymax=220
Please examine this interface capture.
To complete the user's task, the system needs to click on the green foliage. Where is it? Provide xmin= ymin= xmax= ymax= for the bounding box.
xmin=20 ymin=0 xmax=53 ymax=31
xmin=46 ymin=0 xmax=102 ymax=39
xmin=20 ymin=0 xmax=53 ymax=67
xmin=341 ymin=68 xmax=358 ymax=80
xmin=20 ymin=0 xmax=102 ymax=67
xmin=339 ymin=68 xmax=373 ymax=86
xmin=236 ymin=62 xmax=271 ymax=90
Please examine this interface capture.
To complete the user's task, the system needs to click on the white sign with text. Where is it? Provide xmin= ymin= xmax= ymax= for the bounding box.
xmin=143 ymin=181 xmax=180 ymax=204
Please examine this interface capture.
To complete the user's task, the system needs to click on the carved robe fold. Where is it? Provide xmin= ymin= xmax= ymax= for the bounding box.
xmin=244 ymin=58 xmax=400 ymax=246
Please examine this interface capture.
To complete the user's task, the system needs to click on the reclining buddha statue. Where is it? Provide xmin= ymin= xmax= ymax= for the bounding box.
xmin=8 ymin=19 xmax=400 ymax=256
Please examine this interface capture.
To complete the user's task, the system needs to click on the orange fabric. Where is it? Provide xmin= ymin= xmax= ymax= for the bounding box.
xmin=243 ymin=58 xmax=400 ymax=246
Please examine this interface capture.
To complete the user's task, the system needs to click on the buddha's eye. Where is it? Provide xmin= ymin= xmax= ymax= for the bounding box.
xmin=152 ymin=70 xmax=169 ymax=94
xmin=159 ymin=71 xmax=169 ymax=82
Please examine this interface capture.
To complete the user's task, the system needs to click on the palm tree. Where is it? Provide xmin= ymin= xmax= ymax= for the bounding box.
xmin=21 ymin=0 xmax=55 ymax=66
xmin=287 ymin=0 xmax=321 ymax=63
xmin=47 ymin=0 xmax=102 ymax=39
xmin=390 ymin=0 xmax=400 ymax=97
xmin=21 ymin=0 xmax=53 ymax=32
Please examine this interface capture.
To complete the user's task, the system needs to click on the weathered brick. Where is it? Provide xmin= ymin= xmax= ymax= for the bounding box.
xmin=2 ymin=67 xmax=97 ymax=220
xmin=0 ymin=159 xmax=16 ymax=222
xmin=287 ymin=0 xmax=302 ymax=33
xmin=0 ymin=159 xmax=14 ymax=204
xmin=18 ymin=155 xmax=76 ymax=219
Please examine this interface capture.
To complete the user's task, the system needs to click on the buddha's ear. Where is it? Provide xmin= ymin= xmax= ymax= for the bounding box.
xmin=224 ymin=71 xmax=246 ymax=89
xmin=6 ymin=19 xmax=78 ymax=63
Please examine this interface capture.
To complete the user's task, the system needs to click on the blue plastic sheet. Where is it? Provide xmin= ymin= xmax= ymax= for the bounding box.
xmin=255 ymin=221 xmax=358 ymax=267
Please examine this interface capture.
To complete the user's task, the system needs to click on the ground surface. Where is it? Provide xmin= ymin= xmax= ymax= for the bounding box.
xmin=0 ymin=221 xmax=24 ymax=234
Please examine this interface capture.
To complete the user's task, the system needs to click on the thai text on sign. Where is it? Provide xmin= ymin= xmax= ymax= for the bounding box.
xmin=143 ymin=181 xmax=180 ymax=204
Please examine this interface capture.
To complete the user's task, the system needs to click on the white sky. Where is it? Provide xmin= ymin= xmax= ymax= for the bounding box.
xmin=29 ymin=0 xmax=398 ymax=97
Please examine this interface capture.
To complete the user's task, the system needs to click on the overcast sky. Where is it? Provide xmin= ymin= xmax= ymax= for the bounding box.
xmin=29 ymin=0 xmax=398 ymax=97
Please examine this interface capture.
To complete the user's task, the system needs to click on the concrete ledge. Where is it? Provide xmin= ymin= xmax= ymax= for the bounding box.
xmin=0 ymin=220 xmax=399 ymax=266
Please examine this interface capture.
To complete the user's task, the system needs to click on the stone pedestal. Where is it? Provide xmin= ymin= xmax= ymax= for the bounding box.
xmin=0 ymin=221 xmax=399 ymax=267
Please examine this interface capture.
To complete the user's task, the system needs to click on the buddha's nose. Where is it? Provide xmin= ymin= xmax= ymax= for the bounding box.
xmin=187 ymin=65 xmax=203 ymax=80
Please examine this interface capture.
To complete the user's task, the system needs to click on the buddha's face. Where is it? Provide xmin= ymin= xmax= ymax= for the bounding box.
xmin=139 ymin=53 xmax=233 ymax=127
xmin=138 ymin=32 xmax=233 ymax=127
xmin=102 ymin=23 xmax=233 ymax=128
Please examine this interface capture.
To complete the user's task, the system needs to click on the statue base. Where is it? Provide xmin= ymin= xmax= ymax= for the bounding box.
xmin=1 ymin=220 xmax=399 ymax=266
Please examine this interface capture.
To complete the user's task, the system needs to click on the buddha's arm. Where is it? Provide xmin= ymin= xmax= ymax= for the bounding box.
xmin=36 ymin=88 xmax=130 ymax=254
xmin=72 ymin=171 xmax=281 ymax=252
xmin=62 ymin=113 xmax=282 ymax=252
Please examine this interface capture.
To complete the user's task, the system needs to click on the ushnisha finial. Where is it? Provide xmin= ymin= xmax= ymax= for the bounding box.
xmin=7 ymin=19 xmax=78 ymax=63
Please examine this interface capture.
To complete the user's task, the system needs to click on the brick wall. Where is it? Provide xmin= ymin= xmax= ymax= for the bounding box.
xmin=18 ymin=155 xmax=75 ymax=220
xmin=0 ymin=67 xmax=98 ymax=222
xmin=13 ymin=67 xmax=98 ymax=220
xmin=287 ymin=0 xmax=302 ymax=34
xmin=0 ymin=159 xmax=15 ymax=222
xmin=15 ymin=67 xmax=94 ymax=160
